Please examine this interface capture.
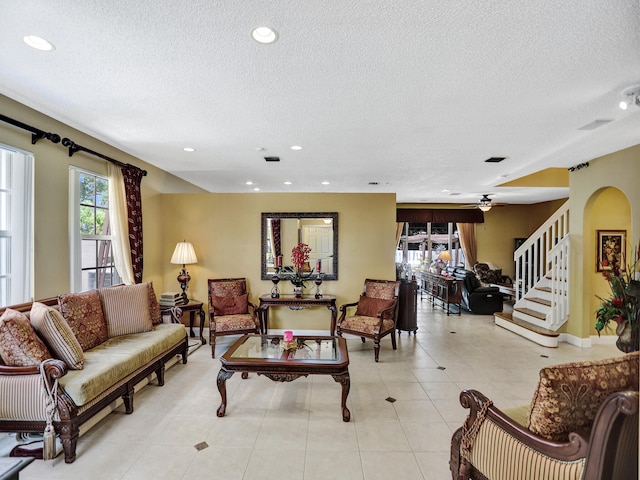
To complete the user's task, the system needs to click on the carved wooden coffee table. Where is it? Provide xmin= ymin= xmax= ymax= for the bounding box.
xmin=216 ymin=334 xmax=351 ymax=421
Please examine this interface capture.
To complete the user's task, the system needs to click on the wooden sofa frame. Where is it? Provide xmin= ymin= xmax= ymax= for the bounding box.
xmin=0 ymin=296 xmax=189 ymax=463
xmin=450 ymin=389 xmax=639 ymax=480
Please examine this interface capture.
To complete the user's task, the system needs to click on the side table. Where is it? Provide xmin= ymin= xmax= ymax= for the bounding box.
xmin=160 ymin=299 xmax=206 ymax=344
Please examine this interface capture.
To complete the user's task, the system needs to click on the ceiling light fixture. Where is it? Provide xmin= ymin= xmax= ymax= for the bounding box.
xmin=478 ymin=194 xmax=492 ymax=212
xmin=23 ymin=35 xmax=54 ymax=51
xmin=321 ymin=181 xmax=330 ymax=185
xmin=619 ymin=84 xmax=640 ymax=110
xmin=245 ymin=181 xmax=253 ymax=185
xmin=283 ymin=181 xmax=292 ymax=185
xmin=183 ymin=147 xmax=195 ymax=152
xmin=251 ymin=27 xmax=278 ymax=44
xmin=290 ymin=145 xmax=302 ymax=150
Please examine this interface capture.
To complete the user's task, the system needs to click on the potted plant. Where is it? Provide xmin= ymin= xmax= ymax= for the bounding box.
xmin=595 ymin=243 xmax=640 ymax=352
xmin=290 ymin=243 xmax=314 ymax=297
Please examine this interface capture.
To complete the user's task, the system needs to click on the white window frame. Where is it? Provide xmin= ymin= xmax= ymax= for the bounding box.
xmin=0 ymin=144 xmax=34 ymax=305
xmin=69 ymin=166 xmax=120 ymax=292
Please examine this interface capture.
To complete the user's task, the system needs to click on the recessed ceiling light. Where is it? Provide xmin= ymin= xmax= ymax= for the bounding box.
xmin=183 ymin=147 xmax=195 ymax=152
xmin=321 ymin=181 xmax=330 ymax=185
xmin=23 ymin=35 xmax=54 ymax=51
xmin=245 ymin=181 xmax=253 ymax=185
xmin=441 ymin=188 xmax=451 ymax=193
xmin=251 ymin=27 xmax=278 ymax=44
xmin=253 ymin=187 xmax=260 ymax=191
xmin=290 ymin=145 xmax=302 ymax=150
xmin=284 ymin=181 xmax=292 ymax=185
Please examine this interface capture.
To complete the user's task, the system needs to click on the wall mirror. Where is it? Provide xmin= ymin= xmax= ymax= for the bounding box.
xmin=261 ymin=212 xmax=338 ymax=280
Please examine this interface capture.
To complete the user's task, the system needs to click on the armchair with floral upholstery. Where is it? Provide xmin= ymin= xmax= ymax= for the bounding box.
xmin=336 ymin=279 xmax=400 ymax=362
xmin=208 ymin=278 xmax=259 ymax=358
xmin=450 ymin=352 xmax=639 ymax=480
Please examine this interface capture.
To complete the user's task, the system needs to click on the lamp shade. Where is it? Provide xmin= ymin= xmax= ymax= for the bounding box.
xmin=170 ymin=241 xmax=198 ymax=265
xmin=438 ymin=250 xmax=452 ymax=261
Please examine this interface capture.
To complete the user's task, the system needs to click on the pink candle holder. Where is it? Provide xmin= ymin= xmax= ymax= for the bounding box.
xmin=283 ymin=330 xmax=293 ymax=342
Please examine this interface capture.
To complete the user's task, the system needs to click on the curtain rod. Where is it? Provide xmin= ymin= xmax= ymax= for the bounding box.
xmin=0 ymin=113 xmax=147 ymax=176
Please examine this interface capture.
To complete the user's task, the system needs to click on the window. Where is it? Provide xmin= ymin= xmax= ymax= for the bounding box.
xmin=0 ymin=145 xmax=33 ymax=305
xmin=69 ymin=167 xmax=121 ymax=292
xmin=396 ymin=222 xmax=464 ymax=269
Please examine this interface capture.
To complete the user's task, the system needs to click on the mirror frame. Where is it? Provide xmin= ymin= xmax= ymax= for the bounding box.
xmin=261 ymin=212 xmax=339 ymax=281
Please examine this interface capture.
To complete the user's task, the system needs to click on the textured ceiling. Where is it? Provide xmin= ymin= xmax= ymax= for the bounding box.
xmin=1 ymin=0 xmax=639 ymax=205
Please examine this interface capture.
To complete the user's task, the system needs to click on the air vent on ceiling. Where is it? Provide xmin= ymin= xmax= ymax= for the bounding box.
xmin=368 ymin=181 xmax=379 ymax=185
xmin=484 ymin=157 xmax=506 ymax=163
xmin=449 ymin=192 xmax=461 ymax=196
xmin=264 ymin=156 xmax=280 ymax=162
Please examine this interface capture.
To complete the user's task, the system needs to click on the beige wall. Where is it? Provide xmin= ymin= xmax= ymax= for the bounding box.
xmin=161 ymin=193 xmax=397 ymax=330
xmin=568 ymin=144 xmax=640 ymax=339
xmin=0 ymin=95 xmax=204 ymax=299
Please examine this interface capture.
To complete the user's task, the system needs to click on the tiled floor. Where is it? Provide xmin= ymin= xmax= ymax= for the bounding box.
xmin=18 ymin=299 xmax=619 ymax=480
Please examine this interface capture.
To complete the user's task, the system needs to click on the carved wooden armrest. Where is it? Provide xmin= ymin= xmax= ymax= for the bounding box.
xmin=459 ymin=389 xmax=589 ymax=461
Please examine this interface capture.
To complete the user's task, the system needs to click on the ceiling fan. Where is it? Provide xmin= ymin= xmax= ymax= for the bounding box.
xmin=462 ymin=194 xmax=504 ymax=212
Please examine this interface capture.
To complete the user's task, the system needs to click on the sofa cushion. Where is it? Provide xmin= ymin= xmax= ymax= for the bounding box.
xmin=213 ymin=313 xmax=257 ymax=332
xmin=98 ymin=283 xmax=153 ymax=337
xmin=527 ymin=351 xmax=640 ymax=441
xmin=341 ymin=315 xmax=395 ymax=335
xmin=30 ymin=302 xmax=84 ymax=370
xmin=58 ymin=323 xmax=186 ymax=406
xmin=355 ymin=295 xmax=395 ymax=318
xmin=0 ymin=308 xmax=52 ymax=366
xmin=58 ymin=290 xmax=108 ymax=351
xmin=147 ymin=282 xmax=163 ymax=325
xmin=211 ymin=293 xmax=248 ymax=316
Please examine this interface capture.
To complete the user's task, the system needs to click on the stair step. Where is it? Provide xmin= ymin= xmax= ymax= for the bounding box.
xmin=494 ymin=312 xmax=559 ymax=348
xmin=514 ymin=307 xmax=546 ymax=320
xmin=526 ymin=297 xmax=551 ymax=307
xmin=536 ymin=286 xmax=551 ymax=293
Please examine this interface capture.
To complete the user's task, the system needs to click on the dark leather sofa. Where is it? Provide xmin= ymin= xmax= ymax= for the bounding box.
xmin=445 ymin=267 xmax=503 ymax=314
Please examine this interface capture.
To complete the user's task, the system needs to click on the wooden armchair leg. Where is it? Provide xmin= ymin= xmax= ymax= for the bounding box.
xmin=391 ymin=331 xmax=397 ymax=350
xmin=211 ymin=333 xmax=217 ymax=358
xmin=374 ymin=339 xmax=380 ymax=362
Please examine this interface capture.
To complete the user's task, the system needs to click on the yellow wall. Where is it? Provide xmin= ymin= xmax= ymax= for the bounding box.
xmin=160 ymin=193 xmax=397 ymax=330
xmin=0 ymin=95 xmax=204 ymax=299
xmin=569 ymin=145 xmax=640 ymax=340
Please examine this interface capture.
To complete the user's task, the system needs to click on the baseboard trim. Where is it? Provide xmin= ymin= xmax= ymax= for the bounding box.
xmin=559 ymin=333 xmax=592 ymax=348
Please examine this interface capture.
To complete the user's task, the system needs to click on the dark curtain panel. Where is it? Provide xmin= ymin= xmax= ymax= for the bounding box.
xmin=272 ymin=219 xmax=281 ymax=257
xmin=122 ymin=165 xmax=144 ymax=283
xmin=396 ymin=208 xmax=484 ymax=223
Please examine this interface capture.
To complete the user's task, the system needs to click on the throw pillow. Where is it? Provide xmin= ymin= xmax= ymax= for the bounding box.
xmin=30 ymin=302 xmax=84 ymax=370
xmin=355 ymin=295 xmax=395 ymax=318
xmin=147 ymin=282 xmax=163 ymax=325
xmin=211 ymin=293 xmax=249 ymax=316
xmin=527 ymin=351 xmax=640 ymax=441
xmin=0 ymin=308 xmax=52 ymax=366
xmin=58 ymin=290 xmax=108 ymax=351
xmin=98 ymin=283 xmax=153 ymax=337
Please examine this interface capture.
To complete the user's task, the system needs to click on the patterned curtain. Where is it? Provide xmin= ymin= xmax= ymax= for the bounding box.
xmin=122 ymin=165 xmax=144 ymax=283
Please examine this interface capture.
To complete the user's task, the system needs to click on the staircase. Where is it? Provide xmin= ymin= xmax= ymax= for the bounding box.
xmin=494 ymin=201 xmax=570 ymax=347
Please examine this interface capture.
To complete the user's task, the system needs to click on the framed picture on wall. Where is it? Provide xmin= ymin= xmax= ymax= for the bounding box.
xmin=596 ymin=230 xmax=626 ymax=272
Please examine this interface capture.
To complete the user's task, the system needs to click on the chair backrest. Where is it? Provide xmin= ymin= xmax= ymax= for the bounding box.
xmin=362 ymin=279 xmax=400 ymax=300
xmin=208 ymin=278 xmax=248 ymax=309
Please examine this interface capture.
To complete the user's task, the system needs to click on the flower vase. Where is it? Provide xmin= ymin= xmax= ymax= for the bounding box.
xmin=616 ymin=320 xmax=639 ymax=353
xmin=293 ymin=285 xmax=303 ymax=298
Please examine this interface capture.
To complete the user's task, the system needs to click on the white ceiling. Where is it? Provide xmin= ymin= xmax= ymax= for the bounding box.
xmin=1 ymin=1 xmax=639 ymax=205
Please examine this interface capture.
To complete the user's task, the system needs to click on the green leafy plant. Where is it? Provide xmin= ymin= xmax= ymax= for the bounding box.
xmin=595 ymin=243 xmax=640 ymax=337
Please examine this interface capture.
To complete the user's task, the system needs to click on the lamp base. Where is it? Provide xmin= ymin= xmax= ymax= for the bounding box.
xmin=177 ymin=267 xmax=190 ymax=304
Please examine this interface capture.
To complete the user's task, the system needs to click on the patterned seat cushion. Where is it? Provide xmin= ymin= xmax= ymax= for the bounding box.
xmin=340 ymin=315 xmax=395 ymax=335
xmin=213 ymin=313 xmax=257 ymax=332
xmin=527 ymin=351 xmax=640 ymax=441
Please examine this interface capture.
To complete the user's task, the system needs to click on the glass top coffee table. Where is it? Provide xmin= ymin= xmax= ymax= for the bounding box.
xmin=216 ymin=334 xmax=351 ymax=421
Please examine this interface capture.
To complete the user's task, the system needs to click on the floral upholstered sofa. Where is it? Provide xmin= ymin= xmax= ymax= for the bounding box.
xmin=450 ymin=352 xmax=639 ymax=480
xmin=0 ymin=282 xmax=188 ymax=463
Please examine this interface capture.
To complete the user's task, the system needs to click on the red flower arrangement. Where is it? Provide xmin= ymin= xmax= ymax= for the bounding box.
xmin=290 ymin=243 xmax=313 ymax=288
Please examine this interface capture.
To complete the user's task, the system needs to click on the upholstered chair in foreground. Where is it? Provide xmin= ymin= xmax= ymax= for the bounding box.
xmin=207 ymin=278 xmax=259 ymax=357
xmin=450 ymin=352 xmax=639 ymax=480
xmin=337 ymin=279 xmax=400 ymax=362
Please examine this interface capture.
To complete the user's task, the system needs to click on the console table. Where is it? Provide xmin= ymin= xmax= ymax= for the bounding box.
xmin=257 ymin=294 xmax=337 ymax=335
xmin=421 ymin=272 xmax=462 ymax=315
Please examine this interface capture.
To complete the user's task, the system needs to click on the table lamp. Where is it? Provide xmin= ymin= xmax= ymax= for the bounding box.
xmin=438 ymin=250 xmax=452 ymax=273
xmin=170 ymin=241 xmax=198 ymax=303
